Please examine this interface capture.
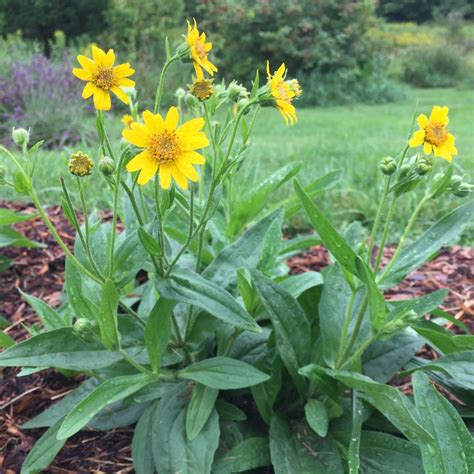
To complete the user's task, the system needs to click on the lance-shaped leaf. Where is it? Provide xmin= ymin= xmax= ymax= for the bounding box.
xmin=58 ymin=373 xmax=154 ymax=439
xmin=132 ymin=404 xmax=155 ymax=474
xmin=178 ymin=357 xmax=270 ymax=389
xmin=98 ymin=279 xmax=121 ymax=350
xmin=294 ymin=178 xmax=358 ymax=275
xmin=413 ymin=371 xmax=474 ymax=474
xmin=19 ymin=289 xmax=64 ymax=330
xmin=186 ymin=384 xmax=218 ymax=440
xmin=252 ymin=271 xmax=310 ymax=395
xmin=156 ymin=270 xmax=260 ymax=333
xmin=0 ymin=328 xmax=122 ymax=370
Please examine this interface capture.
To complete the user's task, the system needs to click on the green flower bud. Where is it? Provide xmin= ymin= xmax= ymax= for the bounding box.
xmin=69 ymin=151 xmax=94 ymax=177
xmin=99 ymin=156 xmax=116 ymax=176
xmin=398 ymin=164 xmax=412 ymax=179
xmin=175 ymin=87 xmax=186 ymax=100
xmin=452 ymin=182 xmax=472 ymax=198
xmin=122 ymin=86 xmax=137 ymax=101
xmin=227 ymin=81 xmax=247 ymax=100
xmin=379 ymin=156 xmax=397 ymax=175
xmin=450 ymin=175 xmax=463 ymax=189
xmin=73 ymin=318 xmax=98 ymax=342
xmin=12 ymin=127 xmax=30 ymax=147
xmin=415 ymin=156 xmax=433 ymax=175
xmin=185 ymin=93 xmax=200 ymax=110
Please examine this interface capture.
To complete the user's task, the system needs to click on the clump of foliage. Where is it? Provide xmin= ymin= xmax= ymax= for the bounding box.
xmin=1 ymin=19 xmax=473 ymax=474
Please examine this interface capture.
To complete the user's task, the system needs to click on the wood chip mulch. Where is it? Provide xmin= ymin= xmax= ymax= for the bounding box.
xmin=0 ymin=202 xmax=473 ymax=473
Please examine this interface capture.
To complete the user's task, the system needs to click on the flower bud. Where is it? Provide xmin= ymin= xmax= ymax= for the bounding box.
xmin=288 ymin=79 xmax=302 ymax=98
xmin=227 ymin=81 xmax=247 ymax=100
xmin=398 ymin=164 xmax=411 ymax=179
xmin=121 ymin=114 xmax=133 ymax=129
xmin=452 ymin=182 xmax=472 ymax=198
xmin=12 ymin=127 xmax=30 ymax=147
xmin=175 ymin=87 xmax=186 ymax=100
xmin=190 ymin=78 xmax=214 ymax=101
xmin=122 ymin=86 xmax=137 ymax=101
xmin=69 ymin=151 xmax=94 ymax=177
xmin=415 ymin=156 xmax=433 ymax=175
xmin=99 ymin=156 xmax=116 ymax=176
xmin=450 ymin=175 xmax=463 ymax=189
xmin=185 ymin=92 xmax=200 ymax=110
xmin=176 ymin=42 xmax=191 ymax=61
xmin=379 ymin=156 xmax=397 ymax=175
xmin=73 ymin=318 xmax=98 ymax=342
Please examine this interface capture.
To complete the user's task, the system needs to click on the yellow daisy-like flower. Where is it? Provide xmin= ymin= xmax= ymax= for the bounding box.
xmin=72 ymin=45 xmax=135 ymax=111
xmin=122 ymin=114 xmax=133 ymax=129
xmin=266 ymin=61 xmax=298 ymax=125
xmin=123 ymin=107 xmax=209 ymax=189
xmin=187 ymin=19 xmax=218 ymax=78
xmin=408 ymin=106 xmax=457 ymax=162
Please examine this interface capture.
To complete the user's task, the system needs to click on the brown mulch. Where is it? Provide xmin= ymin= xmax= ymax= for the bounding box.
xmin=1 ymin=202 xmax=473 ymax=473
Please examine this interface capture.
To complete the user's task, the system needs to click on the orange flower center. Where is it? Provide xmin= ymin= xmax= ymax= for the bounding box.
xmin=148 ymin=130 xmax=181 ymax=164
xmin=425 ymin=122 xmax=448 ymax=147
xmin=275 ymin=81 xmax=292 ymax=103
xmin=195 ymin=41 xmax=207 ymax=60
xmin=93 ymin=66 xmax=115 ymax=90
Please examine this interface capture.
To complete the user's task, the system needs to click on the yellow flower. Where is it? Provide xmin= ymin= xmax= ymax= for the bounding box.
xmin=122 ymin=114 xmax=133 ymax=129
xmin=69 ymin=151 xmax=94 ymax=177
xmin=123 ymin=107 xmax=209 ymax=188
xmin=409 ymin=106 xmax=457 ymax=162
xmin=266 ymin=62 xmax=298 ymax=125
xmin=72 ymin=45 xmax=135 ymax=111
xmin=187 ymin=19 xmax=217 ymax=78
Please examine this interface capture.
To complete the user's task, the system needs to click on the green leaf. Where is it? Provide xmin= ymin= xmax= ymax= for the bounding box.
xmin=407 ymin=351 xmax=474 ymax=390
xmin=325 ymin=369 xmax=433 ymax=443
xmin=213 ymin=437 xmax=271 ymax=473
xmin=132 ymin=404 xmax=155 ymax=474
xmin=61 ymin=195 xmax=79 ymax=231
xmin=203 ymin=209 xmax=283 ymax=289
xmin=236 ymin=267 xmax=258 ymax=314
xmin=145 ymin=298 xmax=174 ymax=374
xmin=138 ymin=225 xmax=162 ymax=256
xmin=0 ymin=330 xmax=15 ymax=348
xmin=257 ymin=218 xmax=282 ymax=274
xmin=278 ymin=235 xmax=322 ymax=258
xmin=178 ymin=356 xmax=270 ymax=389
xmin=98 ymin=279 xmax=120 ymax=350
xmin=58 ymin=373 xmax=153 ymax=439
xmin=156 ymin=269 xmax=260 ymax=333
xmin=215 ymin=400 xmax=247 ymax=421
xmin=19 ymin=289 xmax=64 ymax=330
xmin=152 ymin=383 xmax=220 ymax=474
xmin=413 ymin=371 xmax=474 ymax=474
xmin=359 ymin=431 xmax=424 ymax=473
xmin=279 ymin=271 xmax=324 ymax=299
xmin=355 ymin=257 xmax=386 ymax=333
xmin=362 ymin=329 xmax=423 ymax=382
xmin=252 ymin=271 xmax=310 ymax=395
xmin=186 ymin=384 xmax=218 ymax=440
xmin=0 ymin=328 xmax=123 ymax=370
xmin=269 ymin=416 xmax=344 ymax=474
xmin=348 ymin=392 xmax=363 ymax=474
xmin=13 ymin=171 xmax=32 ymax=195
xmin=299 ymin=364 xmax=341 ymax=404
xmin=429 ymin=164 xmax=453 ymax=199
xmin=413 ymin=320 xmax=474 ymax=354
xmin=389 ymin=289 xmax=448 ymax=317
xmin=0 ymin=226 xmax=43 ymax=248
xmin=0 ymin=209 xmax=36 ymax=225
xmin=380 ymin=199 xmax=474 ymax=288
xmin=294 ymin=178 xmax=358 ymax=275
xmin=20 ymin=419 xmax=66 ymax=474
xmin=304 ymin=399 xmax=329 ymax=437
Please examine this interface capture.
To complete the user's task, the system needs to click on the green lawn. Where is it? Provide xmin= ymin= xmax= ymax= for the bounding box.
xmin=2 ymin=87 xmax=473 ymax=242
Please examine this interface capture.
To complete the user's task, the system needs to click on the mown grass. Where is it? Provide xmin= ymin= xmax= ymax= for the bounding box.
xmin=2 ymin=87 xmax=473 ymax=242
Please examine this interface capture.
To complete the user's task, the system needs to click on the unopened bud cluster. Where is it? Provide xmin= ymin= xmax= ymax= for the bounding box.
xmin=379 ymin=157 xmax=397 ymax=175
xmin=69 ymin=152 xmax=94 ymax=177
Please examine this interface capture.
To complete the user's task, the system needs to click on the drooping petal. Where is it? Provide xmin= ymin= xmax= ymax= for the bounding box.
xmin=159 ymin=164 xmax=172 ymax=189
xmin=164 ymin=106 xmax=179 ymax=130
xmin=417 ymin=114 xmax=429 ymax=129
xmin=175 ymin=157 xmax=199 ymax=182
xmin=126 ymin=151 xmax=153 ymax=172
xmin=93 ymin=89 xmax=111 ymax=111
xmin=170 ymin=164 xmax=188 ymax=190
xmin=408 ymin=129 xmax=426 ymax=147
xmin=111 ymin=86 xmax=129 ymax=104
xmin=423 ymin=142 xmax=433 ymax=155
xmin=82 ymin=82 xmax=96 ymax=99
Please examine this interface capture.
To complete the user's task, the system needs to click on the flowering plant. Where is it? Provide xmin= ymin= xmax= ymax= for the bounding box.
xmin=1 ymin=20 xmax=473 ymax=474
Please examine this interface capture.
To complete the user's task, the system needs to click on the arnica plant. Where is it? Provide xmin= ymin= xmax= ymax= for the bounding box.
xmin=1 ymin=18 xmax=473 ymax=474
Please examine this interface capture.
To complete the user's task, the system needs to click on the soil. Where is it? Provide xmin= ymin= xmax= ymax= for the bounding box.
xmin=0 ymin=202 xmax=473 ymax=473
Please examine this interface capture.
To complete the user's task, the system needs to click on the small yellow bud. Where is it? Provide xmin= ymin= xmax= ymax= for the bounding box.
xmin=190 ymin=78 xmax=214 ymax=102
xmin=121 ymin=114 xmax=133 ymax=129
xmin=69 ymin=151 xmax=94 ymax=177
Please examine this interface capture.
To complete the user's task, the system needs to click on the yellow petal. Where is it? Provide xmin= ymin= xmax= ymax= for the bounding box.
xmin=126 ymin=151 xmax=153 ymax=172
xmin=72 ymin=68 xmax=92 ymax=81
xmin=181 ymin=150 xmax=205 ymax=165
xmin=138 ymin=163 xmax=158 ymax=185
xmin=275 ymin=63 xmax=286 ymax=79
xmin=408 ymin=129 xmax=425 ymax=147
xmin=417 ymin=113 xmax=428 ymax=129
xmin=164 ymin=106 xmax=179 ymax=130
xmin=77 ymin=55 xmax=95 ymax=71
xmin=122 ymin=124 xmax=151 ymax=147
xmin=170 ymin=164 xmax=188 ymax=190
xmin=182 ymin=133 xmax=209 ymax=151
xmin=114 ymin=63 xmax=135 ymax=77
xmin=159 ymin=164 xmax=172 ymax=189
xmin=176 ymin=157 xmax=199 ymax=182
xmin=93 ymin=89 xmax=111 ymax=111
xmin=430 ymin=105 xmax=449 ymax=125
xmin=115 ymin=77 xmax=136 ymax=87
xmin=143 ymin=110 xmax=164 ymax=131
xmin=82 ymin=82 xmax=96 ymax=99
xmin=111 ymin=86 xmax=129 ymax=104
xmin=91 ymin=45 xmax=107 ymax=65
xmin=423 ymin=142 xmax=433 ymax=155
xmin=178 ymin=118 xmax=205 ymax=137
xmin=105 ymin=49 xmax=115 ymax=67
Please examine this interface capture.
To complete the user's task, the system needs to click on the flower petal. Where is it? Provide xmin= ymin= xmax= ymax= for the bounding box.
xmin=111 ymin=86 xmax=129 ymax=104
xmin=77 ymin=55 xmax=95 ymax=71
xmin=126 ymin=151 xmax=153 ymax=172
xmin=417 ymin=113 xmax=428 ymax=129
xmin=122 ymin=124 xmax=151 ymax=147
xmin=92 ymin=45 xmax=107 ymax=65
xmin=114 ymin=63 xmax=135 ymax=77
xmin=430 ymin=105 xmax=449 ymax=125
xmin=178 ymin=118 xmax=205 ymax=137
xmin=105 ymin=49 xmax=115 ymax=67
xmin=164 ymin=106 xmax=179 ymax=130
xmin=82 ymin=82 xmax=96 ymax=99
xmin=176 ymin=157 xmax=199 ymax=182
xmin=423 ymin=142 xmax=433 ymax=155
xmin=159 ymin=164 xmax=172 ymax=189
xmin=93 ymin=89 xmax=111 ymax=110
xmin=137 ymin=161 xmax=159 ymax=185
xmin=73 ymin=68 xmax=92 ymax=81
xmin=408 ymin=129 xmax=425 ymax=147
xmin=170 ymin=164 xmax=188 ymax=190
xmin=181 ymin=150 xmax=205 ymax=165
xmin=143 ymin=110 xmax=164 ymax=131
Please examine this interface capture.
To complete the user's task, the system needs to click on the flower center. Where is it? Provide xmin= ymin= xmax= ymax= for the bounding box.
xmin=148 ymin=130 xmax=181 ymax=164
xmin=425 ymin=122 xmax=448 ymax=147
xmin=93 ymin=66 xmax=115 ymax=90
xmin=275 ymin=81 xmax=292 ymax=102
xmin=191 ymin=80 xmax=213 ymax=101
xmin=195 ymin=41 xmax=207 ymax=60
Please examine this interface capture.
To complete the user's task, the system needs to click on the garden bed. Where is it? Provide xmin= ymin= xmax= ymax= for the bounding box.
xmin=1 ymin=202 xmax=473 ymax=472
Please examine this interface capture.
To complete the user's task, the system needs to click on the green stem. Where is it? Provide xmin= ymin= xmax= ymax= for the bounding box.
xmin=154 ymin=56 xmax=178 ymax=114
xmin=336 ymin=295 xmax=368 ymax=369
xmin=154 ymin=177 xmax=165 ymax=274
xmin=335 ymin=290 xmax=356 ymax=364
xmin=367 ymin=176 xmax=391 ymax=268
xmin=118 ymin=301 xmax=146 ymax=328
xmin=119 ymin=349 xmax=152 ymax=375
xmin=378 ymin=195 xmax=429 ymax=284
